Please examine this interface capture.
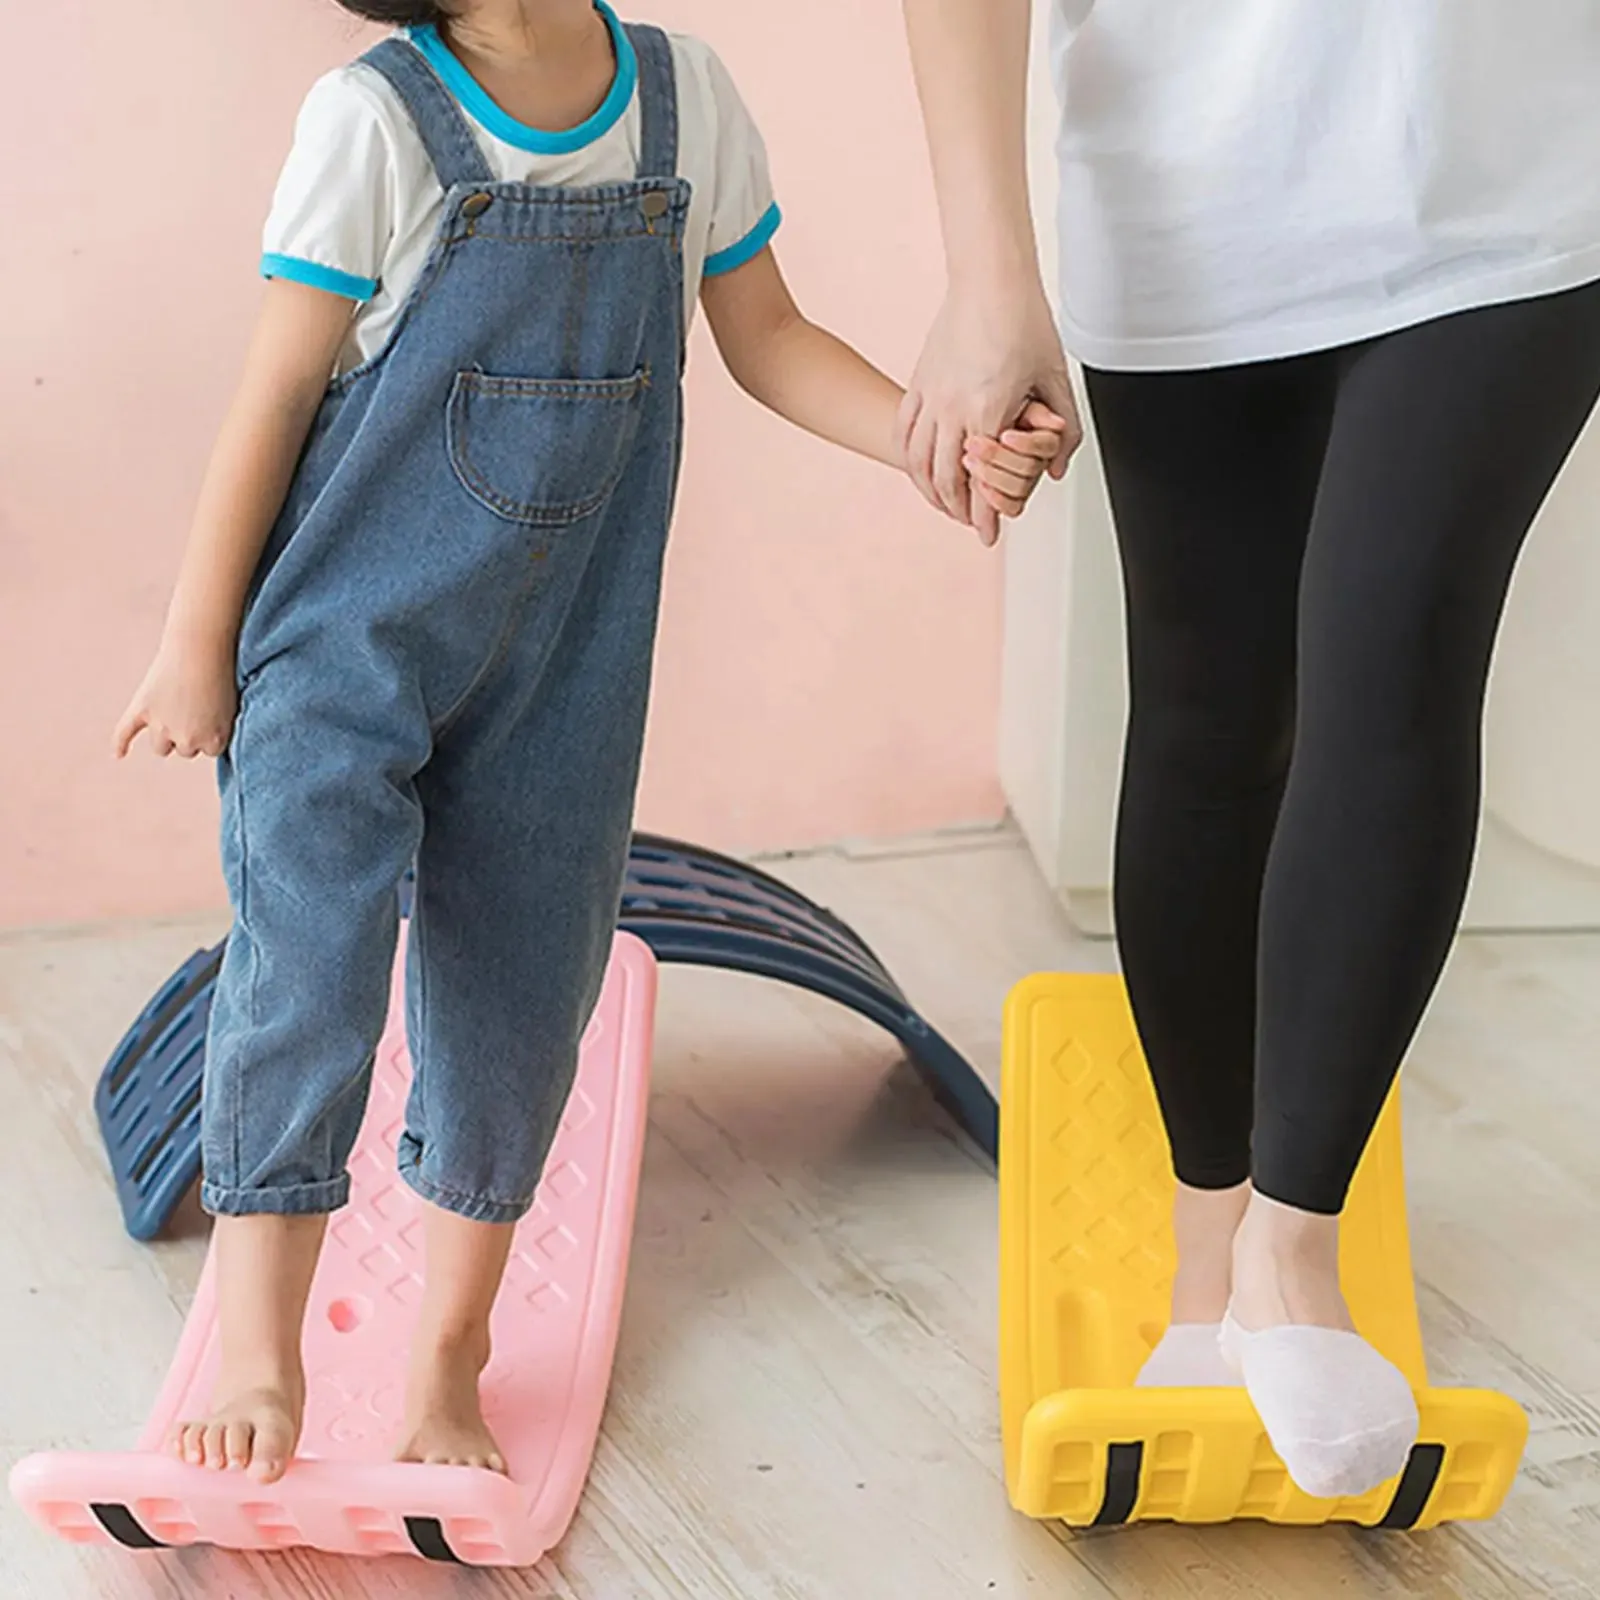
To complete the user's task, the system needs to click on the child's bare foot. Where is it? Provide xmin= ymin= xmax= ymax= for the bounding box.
xmin=169 ymin=1367 xmax=305 ymax=1483
xmin=394 ymin=1203 xmax=516 ymax=1471
xmin=169 ymin=1211 xmax=328 ymax=1482
xmin=396 ymin=1331 xmax=507 ymax=1473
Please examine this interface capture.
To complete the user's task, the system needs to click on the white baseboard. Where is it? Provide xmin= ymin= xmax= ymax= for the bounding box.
xmin=1462 ymin=811 xmax=1600 ymax=933
xmin=1055 ymin=811 xmax=1600 ymax=945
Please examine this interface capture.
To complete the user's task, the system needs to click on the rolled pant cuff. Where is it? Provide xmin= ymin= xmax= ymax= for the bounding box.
xmin=398 ymin=1158 xmax=532 ymax=1226
xmin=201 ymin=1175 xmax=352 ymax=1217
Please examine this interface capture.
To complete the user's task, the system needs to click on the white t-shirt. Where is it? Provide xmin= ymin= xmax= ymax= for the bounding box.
xmin=1050 ymin=0 xmax=1600 ymax=371
xmin=262 ymin=6 xmax=779 ymax=373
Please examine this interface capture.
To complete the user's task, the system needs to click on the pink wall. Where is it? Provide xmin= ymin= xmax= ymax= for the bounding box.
xmin=0 ymin=0 xmax=1004 ymax=931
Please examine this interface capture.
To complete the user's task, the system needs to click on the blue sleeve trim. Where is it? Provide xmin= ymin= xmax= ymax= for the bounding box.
xmin=703 ymin=202 xmax=782 ymax=278
xmin=260 ymin=253 xmax=378 ymax=302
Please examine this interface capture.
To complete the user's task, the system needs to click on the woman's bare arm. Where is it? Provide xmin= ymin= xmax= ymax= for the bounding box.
xmin=899 ymin=0 xmax=1081 ymax=541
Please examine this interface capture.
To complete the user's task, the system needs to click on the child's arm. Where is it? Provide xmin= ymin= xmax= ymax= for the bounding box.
xmin=115 ymin=281 xmax=354 ymax=759
xmin=701 ymin=248 xmax=1066 ymax=519
xmin=701 ymin=249 xmax=906 ymax=468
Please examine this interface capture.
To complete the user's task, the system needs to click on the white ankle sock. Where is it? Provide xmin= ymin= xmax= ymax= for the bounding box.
xmin=1220 ymin=1312 xmax=1419 ymax=1499
xmin=1134 ymin=1322 xmax=1237 ymax=1388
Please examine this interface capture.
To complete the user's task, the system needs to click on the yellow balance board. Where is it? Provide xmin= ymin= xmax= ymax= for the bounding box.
xmin=999 ymin=973 xmax=1527 ymax=1530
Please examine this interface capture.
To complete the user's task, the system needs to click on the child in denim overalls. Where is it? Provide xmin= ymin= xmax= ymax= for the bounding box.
xmin=115 ymin=0 xmax=1064 ymax=1484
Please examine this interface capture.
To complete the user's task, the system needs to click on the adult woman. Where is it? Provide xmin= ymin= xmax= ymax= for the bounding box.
xmin=900 ymin=0 xmax=1600 ymax=1498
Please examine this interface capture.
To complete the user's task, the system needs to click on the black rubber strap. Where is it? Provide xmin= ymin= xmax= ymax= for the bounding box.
xmin=405 ymin=1515 xmax=464 ymax=1563
xmin=90 ymin=1502 xmax=167 ymax=1549
xmin=1378 ymin=1442 xmax=1446 ymax=1530
xmin=1092 ymin=1442 xmax=1145 ymax=1525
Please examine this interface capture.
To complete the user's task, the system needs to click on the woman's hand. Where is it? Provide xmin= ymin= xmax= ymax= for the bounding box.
xmin=114 ymin=634 xmax=238 ymax=760
xmin=898 ymin=282 xmax=1083 ymax=545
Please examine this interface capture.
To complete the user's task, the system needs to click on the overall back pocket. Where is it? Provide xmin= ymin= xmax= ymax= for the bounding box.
xmin=447 ymin=367 xmax=649 ymax=527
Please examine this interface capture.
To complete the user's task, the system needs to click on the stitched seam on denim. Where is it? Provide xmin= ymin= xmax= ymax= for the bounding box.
xmin=628 ymin=24 xmax=678 ymax=179
xmin=413 ymin=872 xmax=431 ymax=1171
xmin=325 ymin=216 xmax=466 ymax=394
xmin=327 ymin=221 xmax=685 ymax=393
xmin=469 ymin=374 xmax=645 ymax=400
xmin=202 ymin=1176 xmax=349 ymax=1205
xmin=461 ymin=227 xmax=684 ymax=248
xmin=322 ymin=170 xmax=689 ymax=394
xmin=426 ymin=549 xmax=544 ymax=740
xmin=231 ymin=698 xmax=255 ymax=1187
xmin=404 ymin=1160 xmax=534 ymax=1216
xmin=328 ymin=1048 xmax=383 ymax=1177
xmin=327 ymin=261 xmax=449 ymax=394
xmin=357 ymin=46 xmax=495 ymax=192
xmin=472 ymin=187 xmax=683 ymax=209
xmin=451 ymin=450 xmax=627 ymax=526
xmin=433 ymin=179 xmax=688 ymax=212
xmin=446 ymin=371 xmax=645 ymax=527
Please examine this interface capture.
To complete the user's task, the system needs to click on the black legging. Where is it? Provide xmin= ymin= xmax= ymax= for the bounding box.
xmin=1087 ymin=279 xmax=1600 ymax=1215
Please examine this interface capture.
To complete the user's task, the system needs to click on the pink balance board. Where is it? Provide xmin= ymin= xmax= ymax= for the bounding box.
xmin=11 ymin=930 xmax=658 ymax=1567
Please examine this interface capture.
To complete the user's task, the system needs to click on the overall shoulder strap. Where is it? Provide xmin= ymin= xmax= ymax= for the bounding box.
xmin=358 ymin=35 xmax=497 ymax=192
xmin=625 ymin=24 xmax=680 ymax=181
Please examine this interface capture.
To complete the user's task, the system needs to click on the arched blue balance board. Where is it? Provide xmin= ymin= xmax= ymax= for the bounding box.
xmin=96 ymin=834 xmax=995 ymax=1242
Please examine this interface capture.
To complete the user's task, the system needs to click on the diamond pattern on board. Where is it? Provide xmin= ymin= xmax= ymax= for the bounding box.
xmin=1050 ymin=1037 xmax=1094 ymax=1088
xmin=358 ymin=1243 xmax=403 ymax=1281
xmin=1120 ymin=1240 xmax=1167 ymax=1286
xmin=536 ymin=1225 xmax=578 ymax=1263
xmin=1034 ymin=1001 xmax=1178 ymax=1303
xmin=1119 ymin=1123 xmax=1160 ymax=1168
xmin=526 ymin=1282 xmax=570 ymax=1314
xmin=330 ymin=1214 xmax=374 ymax=1251
xmin=558 ymin=1089 xmax=597 ymax=1139
xmin=368 ymin=1183 xmax=410 ymax=1224
xmin=1083 ymin=1215 xmax=1126 ymax=1254
xmin=1083 ymin=1078 xmax=1126 ymax=1123
xmin=1050 ymin=1118 xmax=1094 ymax=1164
xmin=386 ymin=1272 xmax=424 ymax=1308
xmin=350 ymin=1149 xmax=388 ymax=1188
xmin=1114 ymin=1041 xmax=1146 ymax=1085
xmin=1050 ymin=1240 xmax=1092 ymax=1273
xmin=541 ymin=1162 xmax=587 ymax=1202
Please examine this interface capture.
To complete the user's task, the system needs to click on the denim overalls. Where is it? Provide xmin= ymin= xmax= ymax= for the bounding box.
xmin=201 ymin=24 xmax=688 ymax=1226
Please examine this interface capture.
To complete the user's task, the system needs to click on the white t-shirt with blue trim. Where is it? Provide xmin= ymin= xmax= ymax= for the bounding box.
xmin=262 ymin=13 xmax=779 ymax=373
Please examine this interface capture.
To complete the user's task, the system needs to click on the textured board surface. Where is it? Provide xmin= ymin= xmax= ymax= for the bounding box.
xmin=95 ymin=944 xmax=220 ymax=1242
xmin=999 ymin=972 xmax=1528 ymax=1529
xmin=11 ymin=932 xmax=657 ymax=1567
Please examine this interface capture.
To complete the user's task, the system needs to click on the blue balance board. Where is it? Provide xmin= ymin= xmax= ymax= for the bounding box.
xmin=95 ymin=835 xmax=996 ymax=1241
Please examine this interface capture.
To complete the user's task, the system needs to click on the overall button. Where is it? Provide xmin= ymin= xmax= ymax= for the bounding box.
xmin=640 ymin=191 xmax=670 ymax=220
xmin=461 ymin=192 xmax=494 ymax=218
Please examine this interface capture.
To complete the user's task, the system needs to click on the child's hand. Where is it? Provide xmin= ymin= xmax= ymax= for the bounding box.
xmin=114 ymin=636 xmax=238 ymax=760
xmin=962 ymin=400 xmax=1072 ymax=523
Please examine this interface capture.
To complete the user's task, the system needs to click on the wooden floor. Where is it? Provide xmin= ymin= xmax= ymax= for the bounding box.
xmin=3 ymin=830 xmax=1599 ymax=1598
